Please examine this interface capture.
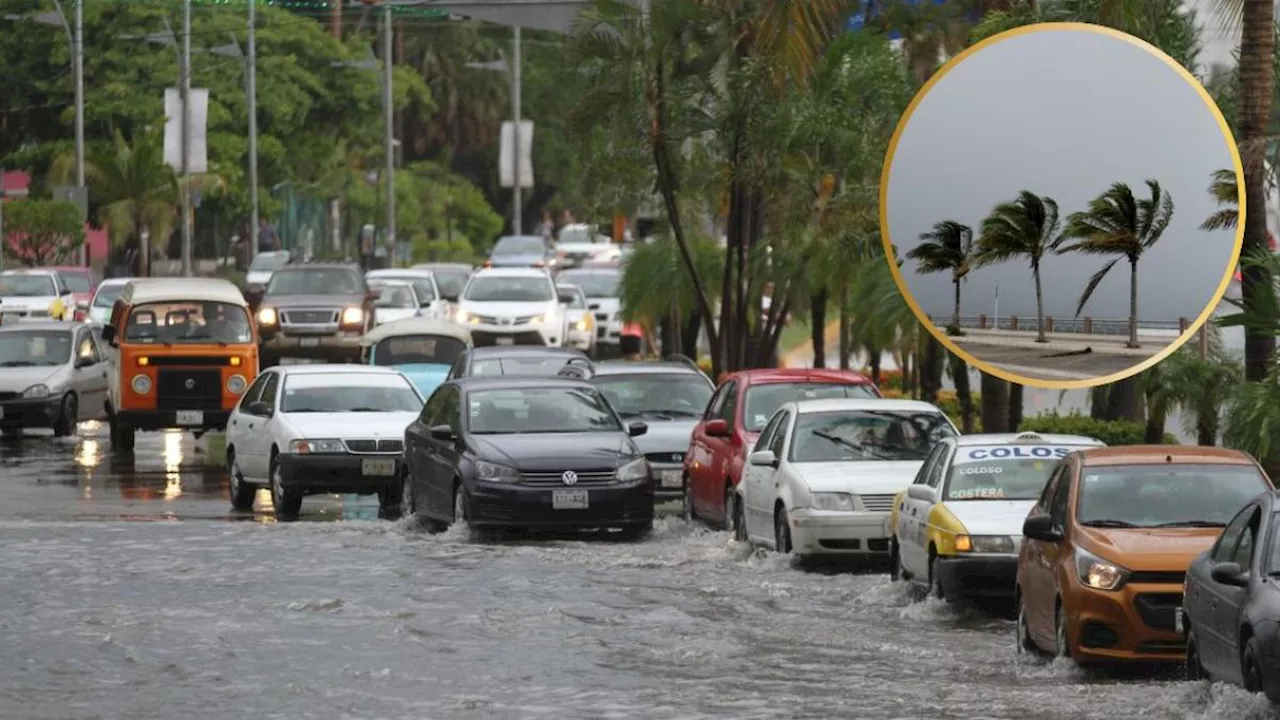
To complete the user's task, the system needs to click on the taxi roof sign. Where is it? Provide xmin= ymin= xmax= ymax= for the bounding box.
xmin=1013 ymin=432 xmax=1044 ymax=442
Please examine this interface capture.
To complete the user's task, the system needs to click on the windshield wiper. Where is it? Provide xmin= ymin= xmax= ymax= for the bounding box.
xmin=1149 ymin=520 xmax=1226 ymax=528
xmin=1081 ymin=519 xmax=1138 ymax=528
xmin=349 ymin=407 xmax=386 ymax=412
xmin=877 ymin=442 xmax=926 ymax=459
xmin=653 ymin=409 xmax=700 ymax=417
xmin=813 ymin=430 xmax=893 ymax=460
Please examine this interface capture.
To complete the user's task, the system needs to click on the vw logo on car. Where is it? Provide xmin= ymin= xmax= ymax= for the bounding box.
xmin=561 ymin=471 xmax=578 ymax=486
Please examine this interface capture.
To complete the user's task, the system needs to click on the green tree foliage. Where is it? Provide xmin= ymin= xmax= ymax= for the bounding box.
xmin=2 ymin=198 xmax=86 ymax=266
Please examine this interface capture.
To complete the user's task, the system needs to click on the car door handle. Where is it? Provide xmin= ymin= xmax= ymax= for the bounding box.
xmin=231 ymin=419 xmax=237 ymax=426
xmin=247 ymin=423 xmax=255 ymax=430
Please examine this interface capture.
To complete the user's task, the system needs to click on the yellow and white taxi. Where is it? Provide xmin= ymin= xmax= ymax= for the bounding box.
xmin=890 ymin=432 xmax=1104 ymax=603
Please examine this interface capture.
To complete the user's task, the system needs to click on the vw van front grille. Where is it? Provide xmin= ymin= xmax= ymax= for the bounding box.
xmin=156 ymin=369 xmax=223 ymax=410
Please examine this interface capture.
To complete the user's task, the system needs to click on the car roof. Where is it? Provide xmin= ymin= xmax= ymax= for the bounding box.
xmin=452 ymin=375 xmax=593 ymax=391
xmin=123 ymin=278 xmax=247 ymax=306
xmin=414 ymin=263 xmax=472 ymax=271
xmin=2 ymin=268 xmax=59 ymax=277
xmin=729 ymin=368 xmax=875 ymax=385
xmin=557 ymin=267 xmax=618 ymax=275
xmin=591 ymin=360 xmax=703 ymax=376
xmin=368 ymin=269 xmax=432 ymax=278
xmin=790 ymin=398 xmax=945 ymax=414
xmin=367 ymin=278 xmax=414 ymax=287
xmin=469 ymin=267 xmax=552 ymax=278
xmin=954 ymin=432 xmax=1104 ymax=447
xmin=1077 ymin=445 xmax=1259 ymax=467
xmin=272 ymin=262 xmax=360 ymax=273
xmin=360 ymin=317 xmax=472 ymax=346
xmin=469 ymin=345 xmax=586 ymax=358
xmin=97 ymin=277 xmax=135 ymax=287
xmin=0 ymin=320 xmax=80 ymax=333
xmin=273 ymin=363 xmax=404 ymax=376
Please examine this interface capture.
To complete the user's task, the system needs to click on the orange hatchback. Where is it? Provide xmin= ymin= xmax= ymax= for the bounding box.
xmin=1015 ymin=446 xmax=1272 ymax=664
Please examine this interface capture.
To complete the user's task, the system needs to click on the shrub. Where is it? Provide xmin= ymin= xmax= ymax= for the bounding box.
xmin=864 ymin=367 xmax=904 ymax=392
xmin=936 ymin=390 xmax=982 ymax=432
xmin=1018 ymin=411 xmax=1177 ymax=446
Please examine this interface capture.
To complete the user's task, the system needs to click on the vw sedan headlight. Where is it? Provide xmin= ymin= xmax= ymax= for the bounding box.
xmin=1075 ymin=547 xmax=1129 ymax=591
xmin=341 ymin=307 xmax=364 ymax=325
xmin=811 ymin=492 xmax=855 ymax=512
xmin=226 ymin=374 xmax=248 ymax=394
xmin=476 ymin=460 xmax=521 ymax=482
xmin=257 ymin=307 xmax=278 ymax=326
xmin=615 ymin=457 xmax=650 ymax=482
xmin=22 ymin=384 xmax=51 ymax=399
xmin=289 ymin=438 xmax=346 ymax=454
xmin=130 ymin=375 xmax=151 ymax=395
xmin=956 ymin=535 xmax=1015 ymax=554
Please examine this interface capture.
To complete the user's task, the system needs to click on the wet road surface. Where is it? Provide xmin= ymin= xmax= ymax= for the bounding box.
xmin=949 ymin=341 xmax=1156 ymax=381
xmin=1 ymin=423 xmax=1277 ymax=719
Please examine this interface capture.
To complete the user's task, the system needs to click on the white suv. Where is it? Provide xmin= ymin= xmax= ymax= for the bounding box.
xmin=455 ymin=268 xmax=566 ymax=347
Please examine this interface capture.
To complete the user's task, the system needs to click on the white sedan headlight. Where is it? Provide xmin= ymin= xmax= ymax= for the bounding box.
xmin=956 ymin=535 xmax=1016 ymax=554
xmin=476 ymin=460 xmax=521 ymax=482
xmin=289 ymin=438 xmax=346 ymax=454
xmin=811 ymin=492 xmax=855 ymax=512
xmin=22 ymin=384 xmax=51 ymax=399
xmin=615 ymin=457 xmax=650 ymax=482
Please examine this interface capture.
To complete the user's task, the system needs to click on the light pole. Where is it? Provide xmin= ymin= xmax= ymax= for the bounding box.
xmin=179 ymin=0 xmax=193 ymax=277
xmin=247 ymin=0 xmax=259 ymax=263
xmin=382 ymin=2 xmax=396 ymax=264
xmin=465 ymin=28 xmax=524 ymax=236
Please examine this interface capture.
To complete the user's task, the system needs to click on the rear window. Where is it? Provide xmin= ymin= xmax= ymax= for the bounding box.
xmin=1076 ymin=463 xmax=1271 ymax=529
xmin=742 ymin=382 xmax=879 ymax=432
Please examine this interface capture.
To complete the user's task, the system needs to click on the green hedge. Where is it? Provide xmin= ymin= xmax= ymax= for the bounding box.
xmin=1018 ymin=411 xmax=1177 ymax=446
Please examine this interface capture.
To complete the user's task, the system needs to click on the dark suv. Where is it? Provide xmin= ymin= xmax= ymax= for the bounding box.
xmin=255 ymin=263 xmax=376 ymax=366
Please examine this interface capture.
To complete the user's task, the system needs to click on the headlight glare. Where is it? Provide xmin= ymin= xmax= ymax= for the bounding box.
xmin=615 ymin=457 xmax=649 ymax=482
xmin=956 ymin=534 xmax=1016 ymax=554
xmin=1075 ymin=547 xmax=1128 ymax=591
xmin=22 ymin=384 xmax=51 ymax=399
xmin=476 ymin=460 xmax=521 ymax=482
xmin=257 ymin=307 xmax=278 ymax=326
xmin=289 ymin=438 xmax=345 ymax=454
xmin=227 ymin=374 xmax=248 ymax=394
xmin=341 ymin=307 xmax=364 ymax=325
xmin=811 ymin=492 xmax=855 ymax=512
xmin=130 ymin=375 xmax=151 ymax=395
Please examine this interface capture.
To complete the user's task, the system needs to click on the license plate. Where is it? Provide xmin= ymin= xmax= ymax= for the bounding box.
xmin=494 ymin=336 xmax=514 ymax=345
xmin=660 ymin=470 xmax=682 ymax=488
xmin=1 ymin=313 xmax=21 ymax=323
xmin=552 ymin=489 xmax=588 ymax=509
xmin=175 ymin=410 xmax=203 ymax=426
xmin=300 ymin=337 xmax=321 ymax=347
xmin=362 ymin=458 xmax=396 ymax=476
xmin=1174 ymin=607 xmax=1183 ymax=634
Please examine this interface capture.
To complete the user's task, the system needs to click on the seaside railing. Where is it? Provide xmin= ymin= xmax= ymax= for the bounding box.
xmin=928 ymin=315 xmax=1191 ymax=336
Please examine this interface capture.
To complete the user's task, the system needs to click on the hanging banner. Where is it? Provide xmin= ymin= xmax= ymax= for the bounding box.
xmin=499 ymin=120 xmax=534 ymax=189
xmin=164 ymin=88 xmax=210 ymax=173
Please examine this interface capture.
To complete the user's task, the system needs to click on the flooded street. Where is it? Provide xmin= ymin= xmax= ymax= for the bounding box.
xmin=1 ymin=424 xmax=1276 ymax=719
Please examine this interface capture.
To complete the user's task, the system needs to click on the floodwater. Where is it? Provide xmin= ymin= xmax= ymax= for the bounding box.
xmin=0 ymin=423 xmax=1276 ymax=719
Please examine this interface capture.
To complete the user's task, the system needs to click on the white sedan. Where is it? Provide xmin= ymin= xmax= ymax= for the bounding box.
xmin=368 ymin=279 xmax=423 ymax=326
xmin=732 ymin=398 xmax=959 ymax=560
xmin=223 ymin=364 xmax=425 ymax=519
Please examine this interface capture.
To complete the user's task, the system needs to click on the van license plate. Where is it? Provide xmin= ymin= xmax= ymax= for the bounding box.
xmin=494 ymin=336 xmax=514 ymax=345
xmin=176 ymin=411 xmax=203 ymax=426
xmin=553 ymin=490 xmax=588 ymax=510
xmin=1174 ymin=607 xmax=1183 ymax=634
xmin=300 ymin=338 xmax=321 ymax=347
xmin=661 ymin=470 xmax=682 ymax=488
xmin=362 ymin=459 xmax=396 ymax=476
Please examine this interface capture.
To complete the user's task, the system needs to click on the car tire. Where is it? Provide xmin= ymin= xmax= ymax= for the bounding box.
xmin=928 ymin=553 xmax=946 ymax=600
xmin=889 ymin=539 xmax=902 ymax=581
xmin=227 ymin=452 xmax=256 ymax=511
xmin=721 ymin=484 xmax=735 ymax=531
xmin=774 ymin=505 xmax=792 ymax=554
xmin=1244 ymin=636 xmax=1273 ymax=700
xmin=1186 ymin=626 xmax=1207 ymax=681
xmin=733 ymin=497 xmax=748 ymax=543
xmin=376 ymin=483 xmax=401 ymax=519
xmin=1015 ymin=591 xmax=1038 ymax=654
xmin=52 ymin=393 xmax=77 ymax=437
xmin=1054 ymin=601 xmax=1071 ymax=659
xmin=399 ymin=468 xmax=416 ymax=519
xmin=681 ymin=478 xmax=694 ymax=522
xmin=269 ymin=454 xmax=302 ymax=519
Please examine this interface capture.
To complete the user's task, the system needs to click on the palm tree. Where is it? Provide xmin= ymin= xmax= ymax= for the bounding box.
xmin=1060 ymin=180 xmax=1175 ymax=349
xmin=1200 ymin=168 xmax=1240 ymax=231
xmin=907 ymin=220 xmax=974 ymax=330
xmin=975 ymin=190 xmax=1066 ymax=343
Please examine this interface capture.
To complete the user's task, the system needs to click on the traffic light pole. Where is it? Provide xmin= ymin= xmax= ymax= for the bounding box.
xmin=382 ymin=3 xmax=396 ymax=263
xmin=247 ymin=0 xmax=259 ymax=263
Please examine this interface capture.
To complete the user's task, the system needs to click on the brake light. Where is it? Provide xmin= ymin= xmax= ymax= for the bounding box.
xmin=483 ymin=260 xmax=493 ymax=268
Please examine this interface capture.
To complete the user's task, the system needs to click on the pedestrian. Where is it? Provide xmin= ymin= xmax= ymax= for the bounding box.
xmin=536 ymin=210 xmax=555 ymax=241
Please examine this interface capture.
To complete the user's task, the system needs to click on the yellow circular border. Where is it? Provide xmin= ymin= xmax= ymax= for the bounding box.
xmin=878 ymin=21 xmax=1245 ymax=391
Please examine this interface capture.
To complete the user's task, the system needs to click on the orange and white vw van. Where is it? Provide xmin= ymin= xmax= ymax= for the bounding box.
xmin=100 ymin=278 xmax=259 ymax=451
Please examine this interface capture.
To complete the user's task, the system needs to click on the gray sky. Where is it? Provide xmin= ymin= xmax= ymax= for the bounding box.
xmin=886 ymin=28 xmax=1238 ymax=323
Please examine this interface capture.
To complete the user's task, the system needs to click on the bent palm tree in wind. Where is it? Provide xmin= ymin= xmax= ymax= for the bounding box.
xmin=976 ymin=191 xmax=1066 ymax=344
xmin=1200 ymin=169 xmax=1240 ymax=231
xmin=907 ymin=221 xmax=974 ymax=331
xmin=1060 ymin=180 xmax=1175 ymax=349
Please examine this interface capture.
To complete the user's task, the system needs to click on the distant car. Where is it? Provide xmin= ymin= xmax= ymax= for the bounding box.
xmin=244 ymin=250 xmax=292 ymax=293
xmin=360 ymin=316 xmax=472 ymax=397
xmin=0 ymin=320 xmax=108 ymax=437
xmin=891 ymin=432 xmax=1105 ymax=603
xmin=0 ymin=269 xmax=76 ymax=322
xmin=446 ymin=345 xmax=589 ymax=380
xmin=400 ymin=375 xmax=655 ymax=538
xmin=366 ymin=268 xmax=448 ymax=319
xmin=487 ymin=235 xmax=554 ymax=268
xmin=255 ymin=263 xmax=376 ymax=365
xmin=556 ymin=283 xmax=595 ymax=354
xmin=555 ymin=268 xmax=622 ymax=355
xmin=87 ymin=277 xmax=133 ymax=327
xmin=454 ymin=267 xmax=567 ymax=348
xmin=734 ymin=398 xmax=958 ymax=560
xmin=49 ymin=266 xmax=97 ymax=320
xmin=585 ymin=357 xmax=714 ymax=502
xmin=553 ymin=223 xmax=614 ymax=268
xmin=411 ymin=262 xmax=472 ymax=303
xmin=367 ymin=279 xmax=422 ymax=326
xmin=223 ymin=363 xmax=425 ymax=519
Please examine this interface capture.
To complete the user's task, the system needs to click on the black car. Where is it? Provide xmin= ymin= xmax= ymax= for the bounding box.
xmin=445 ymin=345 xmax=590 ymax=380
xmin=1182 ymin=490 xmax=1280 ymax=701
xmin=400 ymin=376 xmax=655 ymax=539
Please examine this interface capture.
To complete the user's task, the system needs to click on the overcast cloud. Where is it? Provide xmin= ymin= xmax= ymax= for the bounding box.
xmin=884 ymin=28 xmax=1238 ymax=323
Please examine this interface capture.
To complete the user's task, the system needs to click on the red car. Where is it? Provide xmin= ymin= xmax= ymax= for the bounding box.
xmin=682 ymin=368 xmax=881 ymax=527
xmin=49 ymin=266 xmax=97 ymax=321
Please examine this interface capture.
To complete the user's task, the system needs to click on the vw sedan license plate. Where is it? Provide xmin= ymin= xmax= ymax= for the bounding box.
xmin=660 ymin=470 xmax=682 ymax=488
xmin=494 ymin=336 xmax=515 ymax=345
xmin=362 ymin=459 xmax=396 ymax=476
xmin=175 ymin=410 xmax=203 ymax=426
xmin=553 ymin=490 xmax=589 ymax=510
xmin=299 ymin=337 xmax=321 ymax=347
xmin=1174 ymin=607 xmax=1183 ymax=634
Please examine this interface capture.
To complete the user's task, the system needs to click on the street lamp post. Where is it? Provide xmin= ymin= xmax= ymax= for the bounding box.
xmin=73 ymin=0 xmax=85 ymax=267
xmin=382 ymin=2 xmax=396 ymax=264
xmin=179 ymin=0 xmax=193 ymax=277
xmin=247 ymin=0 xmax=259 ymax=264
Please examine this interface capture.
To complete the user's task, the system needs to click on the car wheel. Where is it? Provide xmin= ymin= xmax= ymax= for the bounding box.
xmin=376 ymin=483 xmax=401 ymax=519
xmin=1054 ymin=601 xmax=1071 ymax=659
xmin=1186 ymin=626 xmax=1207 ymax=681
xmin=1244 ymin=636 xmax=1266 ymax=695
xmin=52 ymin=393 xmax=77 ymax=437
xmin=400 ymin=469 xmax=416 ymax=518
xmin=270 ymin=454 xmax=301 ymax=519
xmin=681 ymin=478 xmax=694 ymax=522
xmin=774 ymin=505 xmax=792 ymax=554
xmin=928 ymin=553 xmax=946 ymax=600
xmin=227 ymin=452 xmax=256 ymax=511
xmin=721 ymin=484 xmax=735 ymax=531
xmin=733 ymin=497 xmax=748 ymax=543
xmin=1015 ymin=591 xmax=1038 ymax=654
xmin=109 ymin=414 xmax=134 ymax=452
xmin=889 ymin=539 xmax=902 ymax=581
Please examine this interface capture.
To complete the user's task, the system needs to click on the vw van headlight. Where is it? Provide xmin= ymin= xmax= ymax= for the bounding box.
xmin=131 ymin=375 xmax=151 ymax=394
xmin=257 ymin=307 xmax=278 ymax=326
xmin=227 ymin=374 xmax=247 ymax=394
xmin=22 ymin=384 xmax=50 ymax=399
xmin=615 ymin=457 xmax=649 ymax=482
xmin=812 ymin=492 xmax=855 ymax=512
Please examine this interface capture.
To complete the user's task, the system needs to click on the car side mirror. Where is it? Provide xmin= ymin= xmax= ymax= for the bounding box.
xmin=74 ymin=355 xmax=96 ymax=369
xmin=100 ymin=325 xmax=116 ymax=344
xmin=1211 ymin=561 xmax=1249 ymax=587
xmin=749 ymin=450 xmax=777 ymax=468
xmin=429 ymin=424 xmax=455 ymax=440
xmin=1022 ymin=513 xmax=1062 ymax=542
xmin=704 ymin=418 xmax=730 ymax=437
xmin=248 ymin=401 xmax=272 ymax=416
xmin=906 ymin=484 xmax=936 ymax=503
xmin=627 ymin=421 xmax=648 ymax=437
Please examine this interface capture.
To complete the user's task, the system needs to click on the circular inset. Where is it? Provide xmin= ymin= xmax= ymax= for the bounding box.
xmin=880 ymin=23 xmax=1243 ymax=389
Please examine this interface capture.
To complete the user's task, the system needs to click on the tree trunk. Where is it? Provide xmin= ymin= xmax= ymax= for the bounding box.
xmin=1197 ymin=415 xmax=1216 ymax=446
xmin=980 ymin=372 xmax=1010 ymax=433
xmin=1126 ymin=258 xmax=1140 ymax=348
xmin=949 ymin=351 xmax=974 ymax=433
xmin=682 ymin=310 xmax=701 ymax=361
xmin=920 ymin=335 xmax=943 ymax=404
xmin=1008 ymin=382 xmax=1023 ymax=431
xmin=810 ymin=289 xmax=828 ymax=369
xmin=1239 ymin=0 xmax=1276 ymax=381
xmin=868 ymin=346 xmax=882 ymax=386
xmin=659 ymin=308 xmax=677 ymax=358
xmin=1090 ymin=386 xmax=1109 ymax=420
xmin=1032 ymin=260 xmax=1047 ymax=343
xmin=838 ymin=281 xmax=851 ymax=370
xmin=951 ymin=277 xmax=961 ymax=329
xmin=1103 ymin=376 xmax=1141 ymax=422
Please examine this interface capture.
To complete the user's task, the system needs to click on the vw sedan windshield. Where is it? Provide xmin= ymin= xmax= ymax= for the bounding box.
xmin=467 ymin=387 xmax=621 ymax=434
xmin=789 ymin=410 xmax=956 ymax=462
xmin=281 ymin=374 xmax=422 ymax=413
xmin=125 ymin=301 xmax=252 ymax=344
xmin=373 ymin=336 xmax=466 ymax=366
xmin=0 ymin=330 xmax=72 ymax=367
xmin=1077 ymin=464 xmax=1270 ymax=528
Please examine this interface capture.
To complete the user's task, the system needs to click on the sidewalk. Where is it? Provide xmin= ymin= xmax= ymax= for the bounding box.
xmin=949 ymin=327 xmax=1171 ymax=358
